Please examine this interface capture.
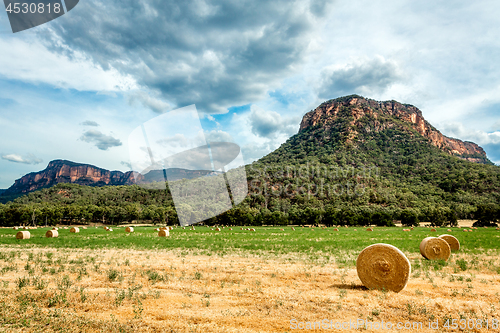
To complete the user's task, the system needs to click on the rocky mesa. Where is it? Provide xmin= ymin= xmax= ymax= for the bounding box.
xmin=299 ymin=95 xmax=490 ymax=164
xmin=3 ymin=160 xmax=138 ymax=196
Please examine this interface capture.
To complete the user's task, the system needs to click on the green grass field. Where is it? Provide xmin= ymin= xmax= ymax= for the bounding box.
xmin=1 ymin=226 xmax=498 ymax=256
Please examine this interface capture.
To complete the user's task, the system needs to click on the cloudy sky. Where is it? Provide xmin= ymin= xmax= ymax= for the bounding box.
xmin=0 ymin=0 xmax=499 ymax=188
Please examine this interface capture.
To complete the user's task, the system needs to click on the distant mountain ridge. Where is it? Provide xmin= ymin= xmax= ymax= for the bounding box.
xmin=299 ymin=95 xmax=490 ymax=164
xmin=1 ymin=159 xmax=218 ymax=197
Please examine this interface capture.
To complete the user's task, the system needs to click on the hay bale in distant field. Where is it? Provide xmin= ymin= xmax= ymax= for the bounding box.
xmin=366 ymin=228 xmax=373 ymax=231
xmin=108 ymin=228 xmax=113 ymax=232
xmin=46 ymin=230 xmax=58 ymax=238
xmin=291 ymin=227 xmax=295 ymax=231
xmin=52 ymin=227 xmax=58 ymax=231
xmin=216 ymin=227 xmax=221 ymax=231
xmin=125 ymin=227 xmax=134 ymax=233
xmin=430 ymin=228 xmax=436 ymax=232
xmin=333 ymin=228 xmax=339 ymax=231
xmin=250 ymin=228 xmax=256 ymax=232
xmin=419 ymin=237 xmax=451 ymax=260
xmin=23 ymin=226 xmax=28 ymax=230
xmin=70 ymin=227 xmax=80 ymax=233
xmin=438 ymin=234 xmax=460 ymax=251
xmin=447 ymin=229 xmax=452 ymax=232
xmin=356 ymin=243 xmax=411 ymax=293
xmin=16 ymin=231 xmax=30 ymax=240
xmin=463 ymin=229 xmax=468 ymax=232
xmin=158 ymin=229 xmax=169 ymax=237
xmin=13 ymin=227 xmax=18 ymax=230
xmin=154 ymin=228 xmax=160 ymax=231
xmin=229 ymin=228 xmax=232 ymax=230
xmin=82 ymin=227 xmax=87 ymax=230
xmin=169 ymin=226 xmax=173 ymax=231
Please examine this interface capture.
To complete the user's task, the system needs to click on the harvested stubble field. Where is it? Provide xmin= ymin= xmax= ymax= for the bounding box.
xmin=0 ymin=226 xmax=499 ymax=332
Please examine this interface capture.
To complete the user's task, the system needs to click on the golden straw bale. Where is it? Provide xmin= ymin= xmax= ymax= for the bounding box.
xmin=438 ymin=234 xmax=460 ymax=251
xmin=419 ymin=237 xmax=451 ymax=260
xmin=430 ymin=228 xmax=437 ymax=232
xmin=16 ymin=231 xmax=30 ymax=240
xmin=70 ymin=227 xmax=80 ymax=233
xmin=366 ymin=228 xmax=373 ymax=231
xmin=125 ymin=227 xmax=134 ymax=233
xmin=158 ymin=229 xmax=169 ymax=237
xmin=46 ymin=230 xmax=58 ymax=238
xmin=356 ymin=243 xmax=411 ymax=293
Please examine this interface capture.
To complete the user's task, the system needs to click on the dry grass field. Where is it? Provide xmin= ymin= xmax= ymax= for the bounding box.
xmin=0 ymin=238 xmax=499 ymax=332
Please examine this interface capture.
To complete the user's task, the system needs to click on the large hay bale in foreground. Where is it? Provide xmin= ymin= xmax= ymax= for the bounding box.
xmin=419 ymin=237 xmax=451 ymax=260
xmin=70 ymin=227 xmax=80 ymax=233
xmin=158 ymin=230 xmax=170 ymax=237
xmin=356 ymin=243 xmax=411 ymax=293
xmin=125 ymin=227 xmax=134 ymax=233
xmin=16 ymin=231 xmax=30 ymax=240
xmin=438 ymin=234 xmax=460 ymax=251
xmin=46 ymin=230 xmax=58 ymax=238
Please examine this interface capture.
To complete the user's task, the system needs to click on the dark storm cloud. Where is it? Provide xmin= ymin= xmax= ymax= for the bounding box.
xmin=318 ymin=57 xmax=403 ymax=99
xmin=80 ymin=130 xmax=122 ymax=150
xmin=43 ymin=0 xmax=334 ymax=113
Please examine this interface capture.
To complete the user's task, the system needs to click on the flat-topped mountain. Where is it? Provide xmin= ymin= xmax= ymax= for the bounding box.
xmin=1 ymin=160 xmax=218 ymax=198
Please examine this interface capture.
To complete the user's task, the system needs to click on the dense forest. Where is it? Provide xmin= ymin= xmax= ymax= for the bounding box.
xmin=1 ymin=96 xmax=499 ymax=228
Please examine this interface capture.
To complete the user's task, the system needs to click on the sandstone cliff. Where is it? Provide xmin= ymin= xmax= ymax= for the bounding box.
xmin=299 ymin=95 xmax=489 ymax=164
xmin=3 ymin=160 xmax=138 ymax=195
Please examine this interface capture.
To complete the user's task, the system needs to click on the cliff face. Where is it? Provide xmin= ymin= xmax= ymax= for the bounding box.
xmin=299 ymin=96 xmax=489 ymax=164
xmin=4 ymin=160 xmax=138 ymax=196
xmin=2 ymin=160 xmax=221 ymax=196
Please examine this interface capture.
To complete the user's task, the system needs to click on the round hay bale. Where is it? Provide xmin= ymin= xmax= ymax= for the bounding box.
xmin=16 ymin=231 xmax=30 ymax=240
xmin=250 ymin=228 xmax=256 ymax=232
xmin=366 ymin=228 xmax=373 ymax=231
xmin=419 ymin=237 xmax=451 ymax=260
xmin=108 ymin=228 xmax=113 ymax=232
xmin=216 ymin=227 xmax=221 ymax=231
xmin=333 ymin=228 xmax=339 ymax=231
xmin=46 ymin=230 xmax=58 ymax=238
xmin=430 ymin=228 xmax=437 ymax=232
xmin=447 ymin=229 xmax=452 ymax=232
xmin=13 ymin=227 xmax=18 ymax=230
xmin=169 ymin=226 xmax=173 ymax=231
xmin=158 ymin=229 xmax=169 ymax=237
xmin=70 ymin=227 xmax=80 ymax=233
xmin=52 ymin=227 xmax=58 ymax=231
xmin=463 ymin=229 xmax=468 ymax=232
xmin=356 ymin=243 xmax=411 ymax=293
xmin=291 ymin=227 xmax=295 ymax=231
xmin=154 ymin=228 xmax=160 ymax=232
xmin=438 ymin=234 xmax=460 ymax=251
xmin=125 ymin=227 xmax=134 ymax=233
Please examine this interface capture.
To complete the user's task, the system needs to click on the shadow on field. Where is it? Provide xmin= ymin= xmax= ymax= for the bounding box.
xmin=329 ymin=284 xmax=368 ymax=290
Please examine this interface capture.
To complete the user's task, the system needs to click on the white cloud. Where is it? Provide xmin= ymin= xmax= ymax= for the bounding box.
xmin=1 ymin=153 xmax=43 ymax=165
xmin=80 ymin=130 xmax=123 ymax=150
xmin=439 ymin=122 xmax=500 ymax=146
xmin=249 ymin=105 xmax=300 ymax=138
xmin=0 ymin=37 xmax=137 ymax=92
xmin=128 ymin=91 xmax=170 ymax=114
